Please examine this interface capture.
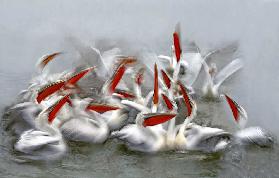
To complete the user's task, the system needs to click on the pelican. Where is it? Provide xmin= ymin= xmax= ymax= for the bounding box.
xmin=223 ymin=94 xmax=274 ymax=147
xmin=14 ymin=95 xmax=70 ymax=161
xmin=156 ymin=23 xmax=183 ymax=85
xmin=112 ymin=64 xmax=177 ymax=152
xmin=111 ymin=112 xmax=176 ymax=152
xmin=59 ymin=111 xmax=110 ymax=144
xmin=36 ymin=52 xmax=62 ymax=72
xmin=157 ymin=24 xmax=220 ymax=94
xmin=175 ymin=122 xmax=231 ymax=153
xmin=16 ymin=52 xmax=65 ymax=103
xmin=52 ymin=96 xmax=110 ymax=144
xmin=174 ymin=102 xmax=231 ymax=153
xmin=35 ymin=66 xmax=94 ymax=104
xmin=174 ymin=81 xmax=231 ymax=153
xmin=91 ymin=58 xmax=140 ymax=131
xmin=3 ymin=102 xmax=42 ymax=136
xmin=202 ymin=58 xmax=243 ymax=98
xmin=90 ymin=46 xmax=122 ymax=78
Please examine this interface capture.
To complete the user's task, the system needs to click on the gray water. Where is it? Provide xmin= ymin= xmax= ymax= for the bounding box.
xmin=1 ymin=0 xmax=279 ymax=177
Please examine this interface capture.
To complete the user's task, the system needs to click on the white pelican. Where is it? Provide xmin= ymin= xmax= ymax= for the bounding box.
xmin=174 ymin=102 xmax=231 ymax=153
xmin=111 ymin=112 xmax=176 ymax=152
xmin=175 ymin=122 xmax=231 ymax=153
xmin=202 ymin=58 xmax=243 ymax=98
xmin=174 ymin=81 xmax=231 ymax=153
xmin=156 ymin=23 xmax=183 ymax=84
xmin=15 ymin=52 xmax=66 ymax=103
xmin=90 ymin=46 xmax=122 ymax=78
xmin=36 ymin=52 xmax=62 ymax=72
xmin=54 ymin=97 xmax=110 ymax=144
xmin=35 ymin=66 xmax=94 ymax=104
xmin=14 ymin=95 xmax=70 ymax=161
xmin=91 ymin=58 xmax=140 ymax=131
xmin=59 ymin=111 xmax=110 ymax=144
xmin=223 ymin=94 xmax=274 ymax=147
xmin=4 ymin=102 xmax=42 ymax=136
xmin=112 ymin=63 xmax=177 ymax=152
xmin=157 ymin=24 xmax=220 ymax=94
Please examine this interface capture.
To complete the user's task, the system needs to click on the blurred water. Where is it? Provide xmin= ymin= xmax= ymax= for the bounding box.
xmin=1 ymin=0 xmax=279 ymax=177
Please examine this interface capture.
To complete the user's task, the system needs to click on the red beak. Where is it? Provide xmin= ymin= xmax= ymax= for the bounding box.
xmin=178 ymin=81 xmax=192 ymax=117
xmin=161 ymin=93 xmax=174 ymax=111
xmin=36 ymin=80 xmax=65 ymax=103
xmin=161 ymin=69 xmax=171 ymax=89
xmin=108 ymin=58 xmax=137 ymax=94
xmin=108 ymin=64 xmax=126 ymax=94
xmin=173 ymin=24 xmax=182 ymax=62
xmin=86 ymin=103 xmax=120 ymax=113
xmin=48 ymin=94 xmax=71 ymax=123
xmin=114 ymin=89 xmax=136 ymax=99
xmin=143 ymin=113 xmax=176 ymax=127
xmin=224 ymin=94 xmax=240 ymax=122
xmin=65 ymin=67 xmax=95 ymax=87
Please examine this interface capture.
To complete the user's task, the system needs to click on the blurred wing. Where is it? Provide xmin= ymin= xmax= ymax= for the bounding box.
xmin=181 ymin=53 xmax=203 ymax=87
xmin=90 ymin=47 xmax=107 ymax=77
xmin=234 ymin=127 xmax=274 ymax=147
xmin=16 ymin=130 xmax=60 ymax=152
xmin=214 ymin=58 xmax=243 ymax=88
xmin=102 ymin=47 xmax=122 ymax=72
xmin=121 ymin=100 xmax=150 ymax=112
xmin=203 ymin=43 xmax=238 ymax=65
xmin=141 ymin=52 xmax=165 ymax=87
xmin=158 ymin=55 xmax=171 ymax=67
xmin=111 ymin=125 xmax=146 ymax=145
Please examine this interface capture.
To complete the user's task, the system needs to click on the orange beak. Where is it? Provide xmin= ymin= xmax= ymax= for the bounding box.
xmin=135 ymin=68 xmax=145 ymax=86
xmin=118 ymin=56 xmax=137 ymax=66
xmin=65 ymin=66 xmax=95 ymax=87
xmin=153 ymin=63 xmax=159 ymax=105
xmin=38 ymin=52 xmax=62 ymax=70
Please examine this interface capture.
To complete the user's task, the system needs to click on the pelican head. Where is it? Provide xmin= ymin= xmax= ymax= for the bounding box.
xmin=183 ymin=123 xmax=231 ymax=152
xmin=209 ymin=63 xmax=217 ymax=78
xmin=179 ymin=60 xmax=189 ymax=76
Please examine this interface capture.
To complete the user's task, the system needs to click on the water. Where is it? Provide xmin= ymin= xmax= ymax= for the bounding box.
xmin=1 ymin=0 xmax=279 ymax=177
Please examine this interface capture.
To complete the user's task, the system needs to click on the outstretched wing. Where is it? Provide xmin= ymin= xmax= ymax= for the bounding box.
xmin=214 ymin=58 xmax=243 ymax=88
xmin=99 ymin=47 xmax=122 ymax=76
xmin=15 ymin=130 xmax=60 ymax=153
xmin=141 ymin=52 xmax=165 ymax=88
xmin=157 ymin=55 xmax=172 ymax=67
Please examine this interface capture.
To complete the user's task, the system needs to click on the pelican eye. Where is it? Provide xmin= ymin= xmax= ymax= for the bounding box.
xmin=185 ymin=127 xmax=191 ymax=131
xmin=179 ymin=65 xmax=186 ymax=75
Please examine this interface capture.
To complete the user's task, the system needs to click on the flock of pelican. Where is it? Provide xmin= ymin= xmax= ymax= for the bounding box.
xmin=3 ymin=25 xmax=274 ymax=161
